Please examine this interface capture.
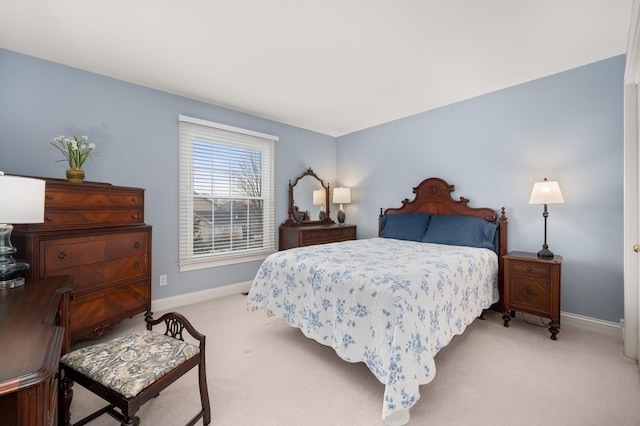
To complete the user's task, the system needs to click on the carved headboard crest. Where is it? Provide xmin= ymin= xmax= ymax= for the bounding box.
xmin=382 ymin=177 xmax=497 ymax=222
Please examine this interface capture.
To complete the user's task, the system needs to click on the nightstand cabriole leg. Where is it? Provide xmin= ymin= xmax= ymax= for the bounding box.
xmin=549 ymin=320 xmax=560 ymax=340
xmin=502 ymin=311 xmax=511 ymax=327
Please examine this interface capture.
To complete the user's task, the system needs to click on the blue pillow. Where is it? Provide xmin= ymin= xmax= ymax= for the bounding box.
xmin=380 ymin=213 xmax=432 ymax=242
xmin=422 ymin=214 xmax=497 ymax=250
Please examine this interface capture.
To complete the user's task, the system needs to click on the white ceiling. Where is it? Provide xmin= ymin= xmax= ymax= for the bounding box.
xmin=0 ymin=1 xmax=633 ymax=136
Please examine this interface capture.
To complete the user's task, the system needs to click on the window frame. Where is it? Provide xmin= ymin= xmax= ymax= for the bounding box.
xmin=178 ymin=114 xmax=277 ymax=271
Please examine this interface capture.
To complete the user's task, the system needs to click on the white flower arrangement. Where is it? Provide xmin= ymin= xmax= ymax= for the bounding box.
xmin=51 ymin=135 xmax=96 ymax=169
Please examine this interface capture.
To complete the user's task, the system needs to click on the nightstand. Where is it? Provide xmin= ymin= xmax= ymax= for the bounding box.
xmin=502 ymin=251 xmax=562 ymax=340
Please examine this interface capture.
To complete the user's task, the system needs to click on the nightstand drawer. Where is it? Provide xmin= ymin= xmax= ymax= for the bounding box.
xmin=509 ymin=260 xmax=550 ymax=277
xmin=509 ymin=275 xmax=551 ymax=315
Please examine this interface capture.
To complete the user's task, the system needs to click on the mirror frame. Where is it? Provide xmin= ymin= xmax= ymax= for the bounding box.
xmin=283 ymin=168 xmax=334 ymax=226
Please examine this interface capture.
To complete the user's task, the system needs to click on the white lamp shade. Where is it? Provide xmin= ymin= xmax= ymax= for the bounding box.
xmin=0 ymin=175 xmax=45 ymax=224
xmin=312 ymin=189 xmax=325 ymax=205
xmin=529 ymin=180 xmax=565 ymax=205
xmin=333 ymin=187 xmax=351 ymax=204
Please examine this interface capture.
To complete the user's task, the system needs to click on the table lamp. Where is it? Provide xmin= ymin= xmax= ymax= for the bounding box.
xmin=313 ymin=189 xmax=326 ymax=220
xmin=0 ymin=173 xmax=45 ymax=289
xmin=529 ymin=178 xmax=564 ymax=259
xmin=333 ymin=187 xmax=351 ymax=225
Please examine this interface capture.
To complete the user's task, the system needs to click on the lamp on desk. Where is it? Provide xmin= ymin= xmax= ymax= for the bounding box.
xmin=529 ymin=178 xmax=564 ymax=259
xmin=313 ymin=189 xmax=326 ymax=220
xmin=0 ymin=172 xmax=45 ymax=289
xmin=333 ymin=187 xmax=351 ymax=225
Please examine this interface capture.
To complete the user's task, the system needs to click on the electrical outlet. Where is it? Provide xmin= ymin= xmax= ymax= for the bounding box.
xmin=159 ymin=275 xmax=167 ymax=286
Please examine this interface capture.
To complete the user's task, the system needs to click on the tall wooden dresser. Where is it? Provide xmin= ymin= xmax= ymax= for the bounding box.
xmin=12 ymin=177 xmax=152 ymax=343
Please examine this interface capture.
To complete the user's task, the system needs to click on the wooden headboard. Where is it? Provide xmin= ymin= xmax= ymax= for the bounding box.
xmin=379 ymin=177 xmax=508 ymax=311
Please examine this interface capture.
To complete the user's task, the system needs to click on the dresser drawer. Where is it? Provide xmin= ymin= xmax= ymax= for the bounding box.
xmin=48 ymin=254 xmax=148 ymax=294
xmin=14 ymin=180 xmax=145 ymax=231
xmin=70 ymin=280 xmax=149 ymax=338
xmin=300 ymin=226 xmax=356 ymax=245
xmin=509 ymin=260 xmax=551 ymax=277
xmin=279 ymin=224 xmax=357 ymax=250
xmin=42 ymin=232 xmax=149 ymax=271
xmin=41 ymin=209 xmax=143 ymax=229
xmin=104 ymin=279 xmax=149 ymax=316
xmin=45 ymin=187 xmax=143 ymax=208
xmin=70 ymin=291 xmax=104 ymax=333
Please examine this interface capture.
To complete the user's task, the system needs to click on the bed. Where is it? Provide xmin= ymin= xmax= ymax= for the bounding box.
xmin=247 ymin=177 xmax=508 ymax=425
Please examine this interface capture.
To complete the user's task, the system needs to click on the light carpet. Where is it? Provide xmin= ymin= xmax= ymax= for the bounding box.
xmin=68 ymin=294 xmax=640 ymax=426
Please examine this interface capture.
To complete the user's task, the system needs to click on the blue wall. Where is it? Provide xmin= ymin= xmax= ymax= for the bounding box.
xmin=0 ymin=49 xmax=337 ymax=299
xmin=337 ymin=55 xmax=625 ymax=322
xmin=0 ymin=49 xmax=625 ymax=322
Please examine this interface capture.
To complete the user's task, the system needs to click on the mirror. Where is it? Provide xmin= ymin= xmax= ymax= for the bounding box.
xmin=283 ymin=168 xmax=334 ymax=226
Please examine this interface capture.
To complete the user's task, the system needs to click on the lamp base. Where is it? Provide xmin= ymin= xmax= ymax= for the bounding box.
xmin=0 ymin=275 xmax=25 ymax=290
xmin=0 ymin=224 xmax=31 ymax=289
xmin=537 ymin=247 xmax=555 ymax=259
xmin=337 ymin=210 xmax=345 ymax=224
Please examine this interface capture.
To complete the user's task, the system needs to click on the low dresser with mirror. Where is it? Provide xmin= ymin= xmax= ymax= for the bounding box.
xmin=279 ymin=168 xmax=356 ymax=250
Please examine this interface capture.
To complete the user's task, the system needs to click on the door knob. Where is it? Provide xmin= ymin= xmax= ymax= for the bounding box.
xmin=634 ymin=244 xmax=640 ymax=253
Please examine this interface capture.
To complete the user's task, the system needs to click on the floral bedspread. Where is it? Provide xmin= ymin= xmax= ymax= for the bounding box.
xmin=247 ymin=237 xmax=498 ymax=424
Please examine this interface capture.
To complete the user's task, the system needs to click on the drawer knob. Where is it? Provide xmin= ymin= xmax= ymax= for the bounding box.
xmin=134 ymin=241 xmax=141 ymax=249
xmin=58 ymin=252 xmax=66 ymax=259
xmin=132 ymin=214 xmax=139 ymax=220
xmin=46 ymin=194 xmax=54 ymax=200
xmin=133 ymin=291 xmax=140 ymax=299
xmin=47 ymin=216 xmax=54 ymax=222
xmin=526 ymin=287 xmax=534 ymax=296
xmin=525 ymin=266 xmax=533 ymax=272
xmin=134 ymin=261 xmax=141 ymax=269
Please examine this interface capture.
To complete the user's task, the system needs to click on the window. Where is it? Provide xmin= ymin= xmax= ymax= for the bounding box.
xmin=178 ymin=115 xmax=277 ymax=271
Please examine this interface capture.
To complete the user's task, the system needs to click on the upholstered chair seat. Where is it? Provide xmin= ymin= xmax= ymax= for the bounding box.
xmin=61 ymin=330 xmax=200 ymax=398
xmin=58 ymin=312 xmax=211 ymax=426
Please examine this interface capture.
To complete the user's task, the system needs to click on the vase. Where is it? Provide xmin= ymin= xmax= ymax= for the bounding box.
xmin=66 ymin=168 xmax=85 ymax=183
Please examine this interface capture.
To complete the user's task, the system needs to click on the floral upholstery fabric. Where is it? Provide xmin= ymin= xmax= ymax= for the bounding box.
xmin=60 ymin=330 xmax=200 ymax=398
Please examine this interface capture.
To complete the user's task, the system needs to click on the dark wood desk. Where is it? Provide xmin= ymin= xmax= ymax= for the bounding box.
xmin=0 ymin=275 xmax=72 ymax=426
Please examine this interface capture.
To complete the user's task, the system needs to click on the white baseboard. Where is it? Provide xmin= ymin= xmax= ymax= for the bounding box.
xmin=560 ymin=311 xmax=621 ymax=339
xmin=151 ymin=280 xmax=252 ymax=312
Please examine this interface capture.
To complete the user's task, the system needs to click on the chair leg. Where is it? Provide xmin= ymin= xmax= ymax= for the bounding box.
xmin=199 ymin=358 xmax=211 ymax=425
xmin=121 ymin=417 xmax=140 ymax=426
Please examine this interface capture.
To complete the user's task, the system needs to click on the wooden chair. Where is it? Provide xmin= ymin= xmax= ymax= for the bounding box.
xmin=58 ymin=312 xmax=211 ymax=426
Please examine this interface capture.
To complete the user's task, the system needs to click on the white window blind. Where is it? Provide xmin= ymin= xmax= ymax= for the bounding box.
xmin=178 ymin=114 xmax=277 ymax=271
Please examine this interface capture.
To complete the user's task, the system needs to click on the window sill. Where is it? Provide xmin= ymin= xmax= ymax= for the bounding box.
xmin=179 ymin=250 xmax=274 ymax=272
